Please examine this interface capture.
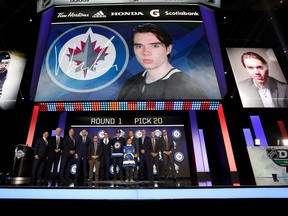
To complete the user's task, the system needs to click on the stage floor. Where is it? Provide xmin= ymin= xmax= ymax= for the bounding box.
xmin=3 ymin=177 xmax=192 ymax=189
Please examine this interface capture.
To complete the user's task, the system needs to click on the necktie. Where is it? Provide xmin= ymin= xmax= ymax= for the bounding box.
xmin=71 ymin=136 xmax=75 ymax=147
xmin=152 ymin=138 xmax=155 ymax=152
xmin=44 ymin=138 xmax=48 ymax=145
xmin=56 ymin=136 xmax=60 ymax=148
xmin=165 ymin=136 xmax=168 ymax=150
xmin=83 ymin=136 xmax=86 ymax=143
xmin=94 ymin=142 xmax=98 ymax=155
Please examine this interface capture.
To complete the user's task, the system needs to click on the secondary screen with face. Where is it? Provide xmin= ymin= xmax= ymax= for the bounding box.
xmin=0 ymin=51 xmax=26 ymax=110
xmin=226 ymin=47 xmax=288 ymax=108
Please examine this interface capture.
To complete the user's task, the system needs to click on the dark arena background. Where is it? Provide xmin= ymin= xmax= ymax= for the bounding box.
xmin=1 ymin=0 xmax=288 ymax=210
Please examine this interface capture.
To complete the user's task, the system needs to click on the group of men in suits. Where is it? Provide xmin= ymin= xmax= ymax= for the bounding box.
xmin=31 ymin=127 xmax=75 ymax=184
xmin=31 ymin=127 xmax=177 ymax=184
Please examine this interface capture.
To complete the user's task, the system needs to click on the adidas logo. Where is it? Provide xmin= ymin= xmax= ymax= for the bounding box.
xmin=92 ymin=11 xmax=106 ymax=18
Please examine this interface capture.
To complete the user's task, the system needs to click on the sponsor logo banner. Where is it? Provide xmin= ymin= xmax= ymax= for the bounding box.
xmin=52 ymin=4 xmax=202 ymax=22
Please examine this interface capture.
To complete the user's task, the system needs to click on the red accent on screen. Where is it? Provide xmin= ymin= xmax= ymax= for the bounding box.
xmin=277 ymin=120 xmax=288 ymax=139
xmin=146 ymin=101 xmax=156 ymax=110
xmin=92 ymin=102 xmax=101 ymax=110
xmin=218 ymin=104 xmax=239 ymax=185
xmin=26 ymin=105 xmax=39 ymax=146
xmin=128 ymin=102 xmax=137 ymax=110
xmin=164 ymin=101 xmax=174 ymax=110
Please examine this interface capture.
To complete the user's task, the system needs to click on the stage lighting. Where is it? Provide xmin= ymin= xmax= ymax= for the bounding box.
xmin=283 ymin=139 xmax=288 ymax=146
xmin=255 ymin=139 xmax=261 ymax=146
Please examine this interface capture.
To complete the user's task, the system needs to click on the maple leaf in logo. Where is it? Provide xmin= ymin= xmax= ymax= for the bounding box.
xmin=66 ymin=35 xmax=109 ymax=78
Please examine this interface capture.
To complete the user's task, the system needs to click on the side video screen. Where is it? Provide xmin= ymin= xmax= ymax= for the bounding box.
xmin=227 ymin=47 xmax=288 ymax=108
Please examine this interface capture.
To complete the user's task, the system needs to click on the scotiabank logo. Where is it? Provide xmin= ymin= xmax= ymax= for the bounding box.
xmin=150 ymin=9 xmax=160 ymax=17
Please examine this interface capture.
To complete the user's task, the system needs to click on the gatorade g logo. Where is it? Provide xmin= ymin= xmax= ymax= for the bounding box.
xmin=150 ymin=9 xmax=160 ymax=17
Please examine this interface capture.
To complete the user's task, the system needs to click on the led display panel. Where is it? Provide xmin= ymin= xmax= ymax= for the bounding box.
xmin=0 ymin=51 xmax=26 ymax=110
xmin=31 ymin=4 xmax=226 ymax=104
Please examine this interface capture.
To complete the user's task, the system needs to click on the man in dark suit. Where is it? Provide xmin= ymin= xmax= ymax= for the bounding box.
xmin=238 ymin=51 xmax=288 ymax=107
xmin=138 ymin=129 xmax=153 ymax=181
xmin=45 ymin=127 xmax=63 ymax=183
xmin=59 ymin=128 xmax=76 ymax=183
xmin=31 ymin=131 xmax=49 ymax=183
xmin=74 ymin=129 xmax=91 ymax=183
xmin=100 ymin=131 xmax=112 ymax=181
xmin=159 ymin=129 xmax=176 ymax=180
xmin=88 ymin=135 xmax=102 ymax=181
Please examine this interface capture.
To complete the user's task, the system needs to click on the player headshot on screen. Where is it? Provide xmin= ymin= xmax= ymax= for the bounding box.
xmin=0 ymin=51 xmax=11 ymax=98
xmin=118 ymin=23 xmax=207 ymax=100
xmin=238 ymin=51 xmax=288 ymax=107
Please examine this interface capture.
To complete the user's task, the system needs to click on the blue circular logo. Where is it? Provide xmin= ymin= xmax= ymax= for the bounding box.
xmin=46 ymin=24 xmax=129 ymax=92
xmin=154 ymin=129 xmax=162 ymax=137
xmin=135 ymin=130 xmax=142 ymax=138
xmin=109 ymin=165 xmax=120 ymax=174
xmin=172 ymin=129 xmax=181 ymax=139
xmin=174 ymin=152 xmax=184 ymax=162
xmin=70 ymin=164 xmax=77 ymax=175
xmin=98 ymin=130 xmax=105 ymax=139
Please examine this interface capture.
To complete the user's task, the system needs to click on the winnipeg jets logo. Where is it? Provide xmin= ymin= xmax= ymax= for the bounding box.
xmin=98 ymin=130 xmax=105 ymax=139
xmin=66 ymin=31 xmax=110 ymax=79
xmin=174 ymin=152 xmax=184 ymax=162
xmin=114 ymin=141 xmax=121 ymax=149
xmin=172 ymin=129 xmax=181 ymax=139
xmin=46 ymin=24 xmax=129 ymax=92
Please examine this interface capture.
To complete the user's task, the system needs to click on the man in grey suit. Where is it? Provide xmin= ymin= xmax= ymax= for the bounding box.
xmin=238 ymin=51 xmax=288 ymax=108
xmin=159 ymin=129 xmax=176 ymax=181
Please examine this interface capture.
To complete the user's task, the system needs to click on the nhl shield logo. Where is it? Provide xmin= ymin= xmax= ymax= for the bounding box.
xmin=45 ymin=24 xmax=129 ymax=92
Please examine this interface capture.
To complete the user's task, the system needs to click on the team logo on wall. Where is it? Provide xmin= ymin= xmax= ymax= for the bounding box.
xmin=98 ymin=130 xmax=105 ymax=139
xmin=154 ymin=129 xmax=162 ymax=137
xmin=110 ymin=165 xmax=120 ymax=174
xmin=174 ymin=163 xmax=180 ymax=173
xmin=174 ymin=152 xmax=184 ymax=162
xmin=135 ymin=130 xmax=142 ymax=138
xmin=172 ymin=129 xmax=181 ymax=139
xmin=70 ymin=164 xmax=77 ymax=175
xmin=45 ymin=24 xmax=129 ymax=92
xmin=119 ymin=129 xmax=125 ymax=137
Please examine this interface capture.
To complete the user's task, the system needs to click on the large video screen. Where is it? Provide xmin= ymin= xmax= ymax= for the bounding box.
xmin=0 ymin=51 xmax=26 ymax=110
xmin=226 ymin=47 xmax=288 ymax=108
xmin=31 ymin=4 xmax=225 ymax=102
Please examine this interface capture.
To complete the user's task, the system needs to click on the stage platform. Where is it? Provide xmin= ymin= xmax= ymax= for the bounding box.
xmin=1 ymin=177 xmax=288 ymax=200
